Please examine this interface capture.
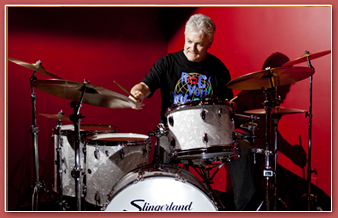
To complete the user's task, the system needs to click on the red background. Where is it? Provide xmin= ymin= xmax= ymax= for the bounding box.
xmin=1 ymin=0 xmax=335 ymax=217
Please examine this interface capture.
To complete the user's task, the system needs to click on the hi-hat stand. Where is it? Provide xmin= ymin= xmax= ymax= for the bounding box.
xmin=15 ymin=66 xmax=56 ymax=211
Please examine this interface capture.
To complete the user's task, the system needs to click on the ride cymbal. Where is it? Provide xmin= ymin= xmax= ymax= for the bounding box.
xmin=8 ymin=57 xmax=63 ymax=79
xmin=32 ymin=79 xmax=135 ymax=109
xmin=226 ymin=66 xmax=314 ymax=90
xmin=282 ymin=50 xmax=331 ymax=67
xmin=245 ymin=106 xmax=307 ymax=115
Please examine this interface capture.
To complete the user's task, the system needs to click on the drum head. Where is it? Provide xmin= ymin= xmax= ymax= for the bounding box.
xmin=102 ymin=164 xmax=217 ymax=212
xmin=86 ymin=133 xmax=150 ymax=146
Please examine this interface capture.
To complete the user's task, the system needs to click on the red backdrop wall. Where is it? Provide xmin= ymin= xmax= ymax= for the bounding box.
xmin=6 ymin=6 xmax=331 ymax=210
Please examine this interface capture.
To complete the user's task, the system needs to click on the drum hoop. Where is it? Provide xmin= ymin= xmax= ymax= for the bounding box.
xmin=101 ymin=164 xmax=217 ymax=211
xmin=165 ymin=99 xmax=234 ymax=116
xmin=86 ymin=133 xmax=151 ymax=146
xmin=174 ymin=145 xmax=238 ymax=159
xmin=52 ymin=124 xmax=118 ymax=134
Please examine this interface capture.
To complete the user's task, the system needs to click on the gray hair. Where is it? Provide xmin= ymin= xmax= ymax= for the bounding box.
xmin=185 ymin=14 xmax=216 ymax=43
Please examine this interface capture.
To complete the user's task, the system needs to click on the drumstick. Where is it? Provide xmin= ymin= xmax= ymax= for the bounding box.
xmin=113 ymin=81 xmax=137 ymax=101
xmin=230 ymin=96 xmax=238 ymax=102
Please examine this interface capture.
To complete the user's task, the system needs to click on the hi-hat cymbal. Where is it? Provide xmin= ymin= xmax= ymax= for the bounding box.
xmin=8 ymin=57 xmax=63 ymax=79
xmin=39 ymin=113 xmax=71 ymax=122
xmin=32 ymin=79 xmax=135 ymax=109
xmin=245 ymin=106 xmax=307 ymax=115
xmin=226 ymin=66 xmax=314 ymax=90
xmin=282 ymin=50 xmax=331 ymax=67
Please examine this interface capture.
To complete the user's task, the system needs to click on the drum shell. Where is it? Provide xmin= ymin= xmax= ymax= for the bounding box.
xmin=102 ymin=164 xmax=218 ymax=212
xmin=166 ymin=100 xmax=235 ymax=159
xmin=85 ymin=133 xmax=150 ymax=207
xmin=52 ymin=124 xmax=118 ymax=197
xmin=52 ymin=129 xmax=86 ymax=197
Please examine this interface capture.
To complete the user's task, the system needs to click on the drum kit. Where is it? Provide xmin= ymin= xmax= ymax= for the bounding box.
xmin=9 ymin=49 xmax=330 ymax=212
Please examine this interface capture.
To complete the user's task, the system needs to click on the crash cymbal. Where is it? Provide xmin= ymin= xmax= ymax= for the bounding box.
xmin=282 ymin=50 xmax=331 ymax=67
xmin=226 ymin=66 xmax=314 ymax=90
xmin=39 ymin=113 xmax=71 ymax=122
xmin=32 ymin=79 xmax=135 ymax=109
xmin=8 ymin=57 xmax=63 ymax=79
xmin=245 ymin=106 xmax=307 ymax=115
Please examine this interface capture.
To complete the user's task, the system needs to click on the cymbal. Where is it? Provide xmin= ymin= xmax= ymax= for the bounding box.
xmin=282 ymin=50 xmax=331 ymax=67
xmin=32 ymin=79 xmax=135 ymax=109
xmin=39 ymin=113 xmax=71 ymax=122
xmin=8 ymin=57 xmax=63 ymax=79
xmin=240 ymin=122 xmax=258 ymax=131
xmin=245 ymin=106 xmax=307 ymax=115
xmin=226 ymin=66 xmax=314 ymax=90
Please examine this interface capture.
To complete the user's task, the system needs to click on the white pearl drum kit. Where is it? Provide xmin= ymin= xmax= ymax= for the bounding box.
xmin=9 ymin=49 xmax=330 ymax=211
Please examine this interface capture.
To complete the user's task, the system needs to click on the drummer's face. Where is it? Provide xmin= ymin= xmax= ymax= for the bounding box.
xmin=184 ymin=30 xmax=212 ymax=62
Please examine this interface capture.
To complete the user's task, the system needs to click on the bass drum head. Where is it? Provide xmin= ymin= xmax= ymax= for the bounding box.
xmin=102 ymin=164 xmax=218 ymax=212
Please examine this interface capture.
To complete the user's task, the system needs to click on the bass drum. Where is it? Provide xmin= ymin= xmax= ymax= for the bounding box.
xmin=101 ymin=164 xmax=218 ymax=212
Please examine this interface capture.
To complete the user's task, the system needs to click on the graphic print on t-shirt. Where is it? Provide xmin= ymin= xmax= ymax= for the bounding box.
xmin=173 ymin=72 xmax=213 ymax=104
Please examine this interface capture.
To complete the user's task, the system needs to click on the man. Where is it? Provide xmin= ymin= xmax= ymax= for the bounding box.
xmin=129 ymin=14 xmax=257 ymax=211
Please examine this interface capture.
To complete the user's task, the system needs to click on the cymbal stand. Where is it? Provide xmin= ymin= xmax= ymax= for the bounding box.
xmin=303 ymin=50 xmax=318 ymax=210
xmin=261 ymin=87 xmax=274 ymax=211
xmin=55 ymin=110 xmax=65 ymax=210
xmin=69 ymin=82 xmax=87 ymax=211
xmin=271 ymin=114 xmax=288 ymax=211
xmin=15 ymin=67 xmax=55 ymax=211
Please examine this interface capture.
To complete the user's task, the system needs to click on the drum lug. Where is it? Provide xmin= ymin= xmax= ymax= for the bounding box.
xmin=168 ymin=116 xmax=174 ymax=127
xmin=218 ymin=108 xmax=222 ymax=116
xmin=95 ymin=191 xmax=101 ymax=205
xmin=120 ymin=149 xmax=125 ymax=160
xmin=200 ymin=109 xmax=206 ymax=120
xmin=170 ymin=137 xmax=176 ymax=148
xmin=142 ymin=146 xmax=147 ymax=157
xmin=82 ymin=185 xmax=87 ymax=197
xmin=94 ymin=148 xmax=100 ymax=160
xmin=105 ymin=150 xmax=109 ymax=157
xmin=202 ymin=133 xmax=208 ymax=144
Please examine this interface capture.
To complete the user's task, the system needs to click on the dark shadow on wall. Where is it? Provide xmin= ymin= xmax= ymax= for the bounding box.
xmin=234 ymin=52 xmax=330 ymax=210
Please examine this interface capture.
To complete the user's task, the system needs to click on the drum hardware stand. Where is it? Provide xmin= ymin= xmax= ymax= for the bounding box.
xmin=54 ymin=110 xmax=69 ymax=211
xmin=261 ymin=85 xmax=275 ymax=211
xmin=69 ymin=81 xmax=87 ymax=211
xmin=15 ymin=64 xmax=56 ymax=211
xmin=271 ymin=114 xmax=288 ymax=211
xmin=148 ymin=123 xmax=168 ymax=164
xmin=302 ymin=50 xmax=319 ymax=211
xmin=189 ymin=161 xmax=227 ymax=210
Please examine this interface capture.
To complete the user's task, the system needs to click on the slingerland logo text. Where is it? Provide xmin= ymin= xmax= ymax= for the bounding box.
xmin=127 ymin=199 xmax=193 ymax=211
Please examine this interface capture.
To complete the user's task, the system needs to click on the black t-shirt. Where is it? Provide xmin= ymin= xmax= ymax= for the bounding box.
xmin=142 ymin=49 xmax=234 ymax=123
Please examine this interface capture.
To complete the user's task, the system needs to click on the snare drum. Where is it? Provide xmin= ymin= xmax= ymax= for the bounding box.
xmin=52 ymin=124 xmax=118 ymax=197
xmin=101 ymin=164 xmax=218 ymax=212
xmin=166 ymin=99 xmax=236 ymax=160
xmin=85 ymin=133 xmax=150 ymax=206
